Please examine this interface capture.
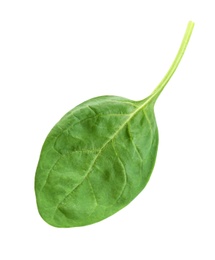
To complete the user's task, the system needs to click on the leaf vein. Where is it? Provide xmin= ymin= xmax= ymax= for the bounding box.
xmin=127 ymin=123 xmax=143 ymax=162
xmin=111 ymin=140 xmax=127 ymax=203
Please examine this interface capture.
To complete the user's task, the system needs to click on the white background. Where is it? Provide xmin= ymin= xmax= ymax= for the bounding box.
xmin=1 ymin=1 xmax=215 ymax=259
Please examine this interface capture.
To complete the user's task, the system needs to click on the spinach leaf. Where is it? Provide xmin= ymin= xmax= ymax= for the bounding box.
xmin=35 ymin=21 xmax=194 ymax=227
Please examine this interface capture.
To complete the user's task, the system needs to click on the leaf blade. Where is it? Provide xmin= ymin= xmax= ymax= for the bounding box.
xmin=35 ymin=96 xmax=158 ymax=227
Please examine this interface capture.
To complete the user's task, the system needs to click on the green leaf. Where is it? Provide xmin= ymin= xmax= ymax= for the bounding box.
xmin=35 ymin=21 xmax=194 ymax=227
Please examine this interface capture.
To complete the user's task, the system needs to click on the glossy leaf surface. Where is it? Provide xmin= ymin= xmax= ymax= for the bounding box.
xmin=35 ymin=22 xmax=194 ymax=227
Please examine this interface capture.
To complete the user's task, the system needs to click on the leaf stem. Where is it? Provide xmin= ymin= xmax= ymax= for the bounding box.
xmin=151 ymin=21 xmax=194 ymax=98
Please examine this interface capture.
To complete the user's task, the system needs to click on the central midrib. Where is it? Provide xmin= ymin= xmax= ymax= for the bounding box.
xmin=56 ymin=94 xmax=156 ymax=210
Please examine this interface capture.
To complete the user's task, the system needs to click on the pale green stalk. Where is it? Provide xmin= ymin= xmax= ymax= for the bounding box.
xmin=151 ymin=21 xmax=194 ymax=99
